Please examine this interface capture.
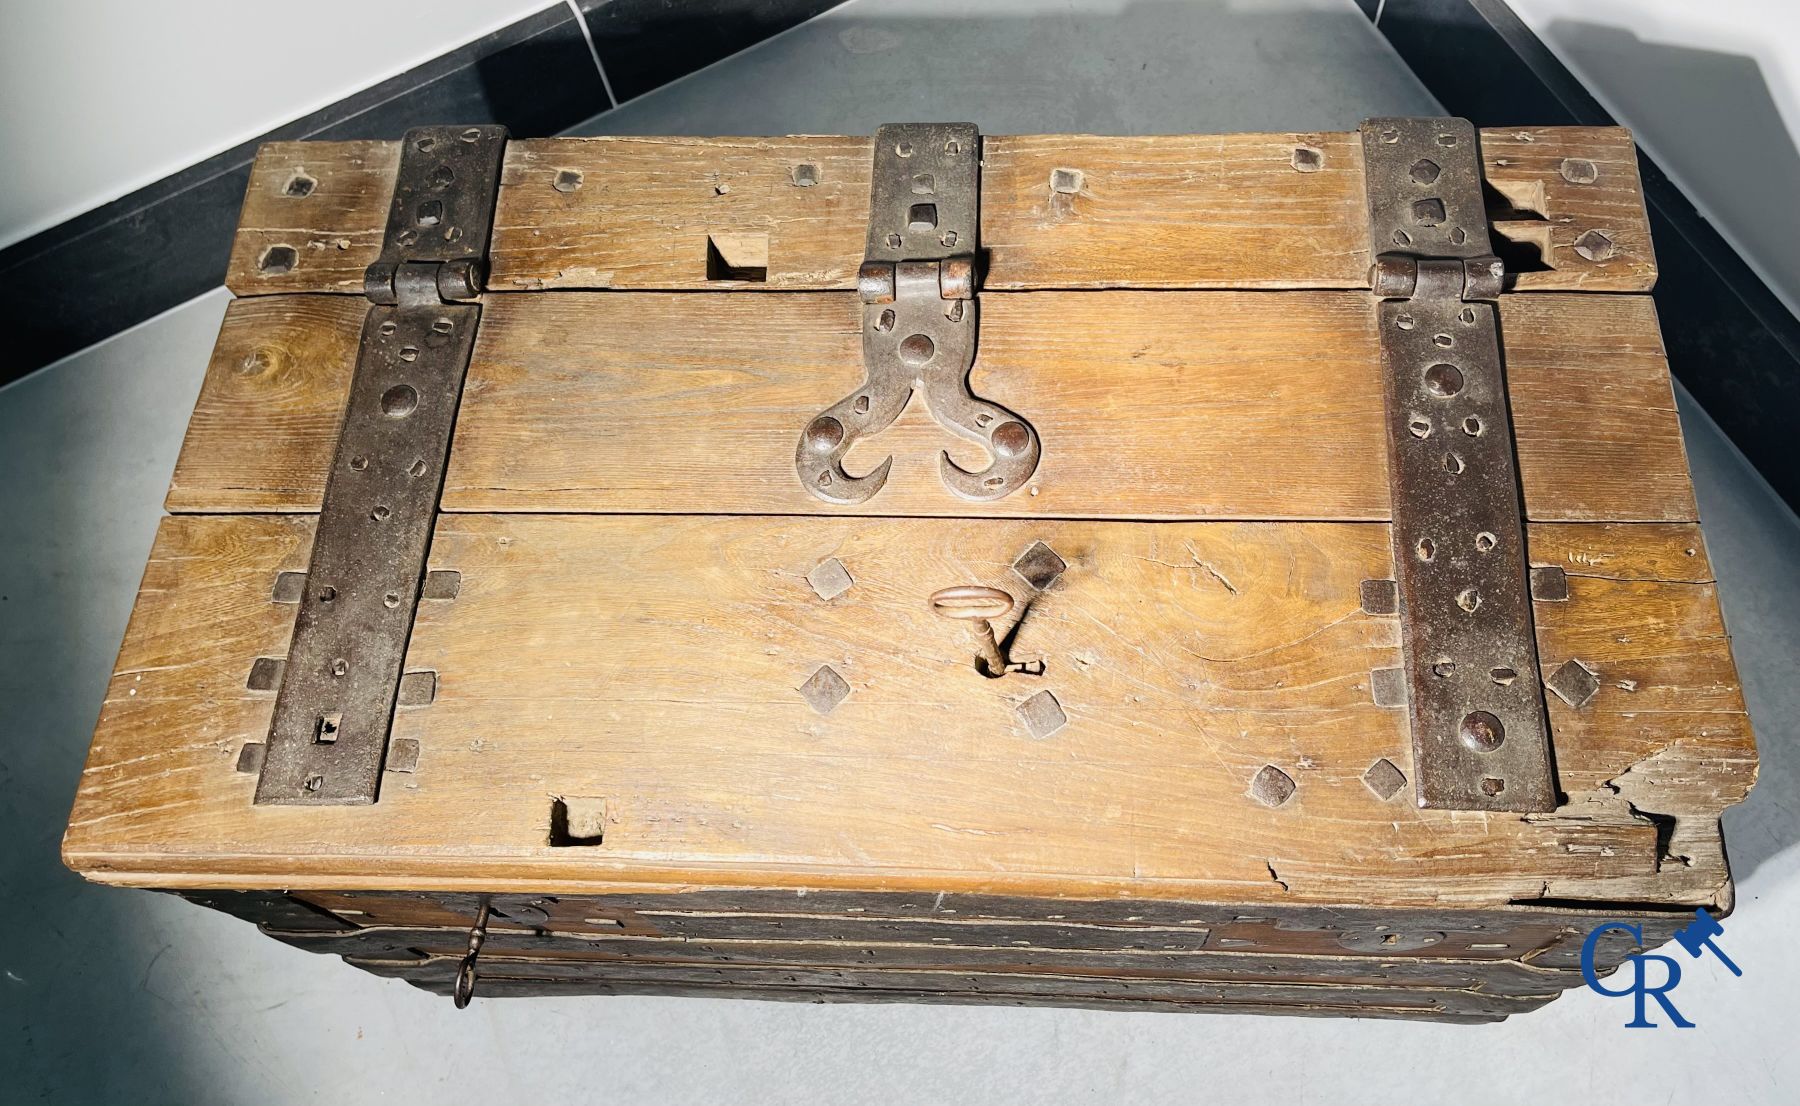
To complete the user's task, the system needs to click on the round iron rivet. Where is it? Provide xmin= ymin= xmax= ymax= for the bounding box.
xmin=1481 ymin=776 xmax=1506 ymax=796
xmin=331 ymin=658 xmax=349 ymax=677
xmin=1423 ymin=363 xmax=1464 ymax=397
xmin=990 ymin=421 xmax=1031 ymax=458
xmin=381 ymin=384 xmax=419 ymax=417
xmin=349 ymin=455 xmax=369 ymax=471
xmin=897 ymin=334 xmax=936 ymax=366
xmin=1560 ymin=157 xmax=1599 ymax=184
xmin=804 ymin=416 xmax=844 ymax=452
xmin=1461 ymin=711 xmax=1505 ymax=752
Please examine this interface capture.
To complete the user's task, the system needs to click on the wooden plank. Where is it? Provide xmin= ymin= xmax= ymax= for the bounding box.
xmin=346 ymin=951 xmax=1554 ymax=1019
xmin=272 ymin=887 xmax=1677 ymax=973
xmin=166 ymin=290 xmax=1695 ymax=522
xmin=167 ymin=295 xmax=364 ymax=513
xmin=266 ymin=922 xmax=1576 ymax=995
xmin=228 ymin=140 xmax=401 ymax=295
xmin=64 ymin=514 xmax=1749 ymax=906
xmin=1479 ymin=127 xmax=1656 ymax=293
xmin=400 ymin=972 xmax=1520 ymax=1022
xmin=223 ymin=128 xmax=1654 ymax=296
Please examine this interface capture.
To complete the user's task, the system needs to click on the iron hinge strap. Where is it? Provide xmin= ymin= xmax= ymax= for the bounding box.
xmin=1361 ymin=117 xmax=1557 ymax=814
xmin=255 ymin=125 xmax=507 ymax=805
xmin=796 ymin=122 xmax=1040 ymax=504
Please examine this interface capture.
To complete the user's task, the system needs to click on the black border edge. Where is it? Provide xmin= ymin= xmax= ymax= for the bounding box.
xmin=576 ymin=0 xmax=848 ymax=104
xmin=0 ymin=3 xmax=604 ymax=386
xmin=1369 ymin=0 xmax=1800 ymax=510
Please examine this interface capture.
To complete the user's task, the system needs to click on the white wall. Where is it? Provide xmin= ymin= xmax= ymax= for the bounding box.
xmin=1505 ymin=0 xmax=1800 ymax=315
xmin=0 ymin=0 xmax=552 ymax=250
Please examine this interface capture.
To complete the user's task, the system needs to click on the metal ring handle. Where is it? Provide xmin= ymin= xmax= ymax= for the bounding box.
xmin=929 ymin=585 xmax=1014 ymax=621
xmin=452 ymin=900 xmax=490 ymax=1009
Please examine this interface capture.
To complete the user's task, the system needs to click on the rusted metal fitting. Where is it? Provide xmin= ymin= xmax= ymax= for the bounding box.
xmin=939 ymin=256 xmax=976 ymax=300
xmin=858 ymin=261 xmax=896 ymax=304
xmin=931 ymin=585 xmax=1014 ymax=677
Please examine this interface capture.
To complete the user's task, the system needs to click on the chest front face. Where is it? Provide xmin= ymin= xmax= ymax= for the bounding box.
xmin=63 ymin=122 xmax=1754 ymax=1020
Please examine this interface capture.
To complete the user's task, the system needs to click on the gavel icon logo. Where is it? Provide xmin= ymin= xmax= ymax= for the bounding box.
xmin=1673 ymin=906 xmax=1742 ymax=977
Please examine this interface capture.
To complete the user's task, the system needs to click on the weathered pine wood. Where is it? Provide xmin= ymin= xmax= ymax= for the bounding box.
xmin=166 ymin=290 xmax=1694 ymax=522
xmin=347 ymin=951 xmax=1554 ymax=1020
xmin=279 ymin=887 xmax=1666 ymax=971
xmin=225 ymin=128 xmax=1652 ymax=296
xmin=64 ymin=513 xmax=1749 ymax=907
xmin=188 ymin=886 xmax=1676 ymax=976
xmin=72 ymin=121 xmax=1747 ymax=1020
xmin=263 ymin=923 xmax=1579 ymax=997
xmin=407 ymin=973 xmax=1523 ymax=1022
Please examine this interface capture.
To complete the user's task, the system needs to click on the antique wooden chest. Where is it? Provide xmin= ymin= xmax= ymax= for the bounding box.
xmin=63 ymin=120 xmax=1756 ymax=1021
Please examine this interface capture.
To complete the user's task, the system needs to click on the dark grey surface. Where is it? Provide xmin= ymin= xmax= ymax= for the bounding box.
xmin=580 ymin=0 xmax=851 ymax=103
xmin=0 ymin=4 xmax=607 ymax=389
xmin=3 ymin=1 xmax=1795 ymax=1102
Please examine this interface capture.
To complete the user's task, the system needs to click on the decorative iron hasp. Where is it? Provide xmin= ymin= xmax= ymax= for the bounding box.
xmin=796 ymin=123 xmax=1040 ymax=504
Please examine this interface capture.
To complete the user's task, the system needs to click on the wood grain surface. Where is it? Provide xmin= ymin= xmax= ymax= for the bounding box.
xmin=65 ymin=513 xmax=1749 ymax=908
xmin=225 ymin=128 xmax=1654 ymax=296
xmin=167 ymin=290 xmax=1694 ymax=522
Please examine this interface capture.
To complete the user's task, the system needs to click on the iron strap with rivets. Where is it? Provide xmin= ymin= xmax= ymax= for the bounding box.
xmin=255 ymin=125 xmax=506 ymax=805
xmin=795 ymin=122 xmax=1041 ymax=504
xmin=1361 ymin=117 xmax=1557 ymax=813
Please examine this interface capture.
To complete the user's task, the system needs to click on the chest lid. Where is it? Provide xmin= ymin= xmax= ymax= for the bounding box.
xmin=65 ymin=121 xmax=1752 ymax=919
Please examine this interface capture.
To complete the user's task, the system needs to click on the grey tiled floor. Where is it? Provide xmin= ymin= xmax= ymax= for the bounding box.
xmin=4 ymin=2 xmax=1797 ymax=1102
